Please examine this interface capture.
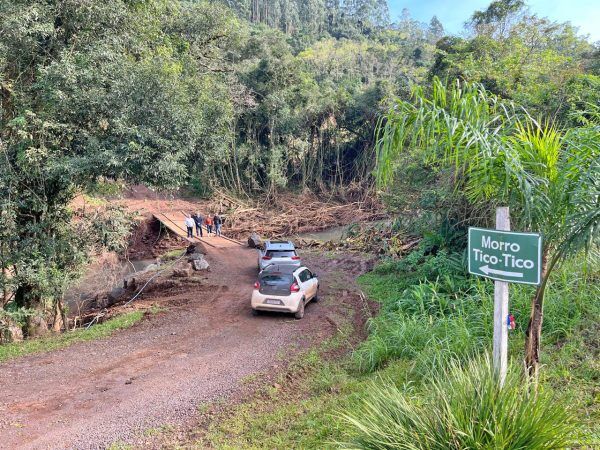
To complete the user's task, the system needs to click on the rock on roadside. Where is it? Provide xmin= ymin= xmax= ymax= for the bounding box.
xmin=0 ymin=317 xmax=24 ymax=343
xmin=188 ymin=252 xmax=209 ymax=271
xmin=192 ymin=259 xmax=209 ymax=271
xmin=248 ymin=232 xmax=263 ymax=249
xmin=172 ymin=268 xmax=192 ymax=278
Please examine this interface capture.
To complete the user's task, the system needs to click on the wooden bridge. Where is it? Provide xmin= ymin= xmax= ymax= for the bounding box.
xmin=152 ymin=211 xmax=243 ymax=249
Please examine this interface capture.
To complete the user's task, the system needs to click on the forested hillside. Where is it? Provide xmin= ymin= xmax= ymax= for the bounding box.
xmin=0 ymin=0 xmax=443 ymax=331
xmin=1 ymin=0 xmax=597 ymax=325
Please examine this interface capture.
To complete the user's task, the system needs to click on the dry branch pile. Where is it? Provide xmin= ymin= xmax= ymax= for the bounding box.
xmin=310 ymin=222 xmax=421 ymax=255
xmin=207 ymin=191 xmax=386 ymax=240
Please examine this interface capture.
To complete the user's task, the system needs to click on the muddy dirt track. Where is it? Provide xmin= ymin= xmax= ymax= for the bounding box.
xmin=0 ymin=236 xmax=370 ymax=449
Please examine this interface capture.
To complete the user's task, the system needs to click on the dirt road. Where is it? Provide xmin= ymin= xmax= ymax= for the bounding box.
xmin=0 ymin=237 xmax=369 ymax=449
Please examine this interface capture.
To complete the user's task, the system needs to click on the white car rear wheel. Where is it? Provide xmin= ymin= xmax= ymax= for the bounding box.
xmin=294 ymin=299 xmax=305 ymax=320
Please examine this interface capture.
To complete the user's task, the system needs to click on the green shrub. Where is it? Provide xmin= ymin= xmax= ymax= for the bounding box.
xmin=356 ymin=261 xmax=493 ymax=373
xmin=354 ymin=309 xmax=490 ymax=374
xmin=339 ymin=356 xmax=577 ymax=450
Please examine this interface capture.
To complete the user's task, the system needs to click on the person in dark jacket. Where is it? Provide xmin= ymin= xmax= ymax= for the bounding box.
xmin=192 ymin=211 xmax=204 ymax=237
xmin=214 ymin=213 xmax=222 ymax=236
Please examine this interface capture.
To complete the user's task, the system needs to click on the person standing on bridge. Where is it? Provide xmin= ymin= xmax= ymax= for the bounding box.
xmin=192 ymin=211 xmax=204 ymax=237
xmin=185 ymin=214 xmax=195 ymax=238
xmin=214 ymin=212 xmax=222 ymax=237
xmin=205 ymin=215 xmax=213 ymax=235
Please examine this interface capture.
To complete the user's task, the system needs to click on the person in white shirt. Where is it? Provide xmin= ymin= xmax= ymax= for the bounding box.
xmin=184 ymin=214 xmax=195 ymax=238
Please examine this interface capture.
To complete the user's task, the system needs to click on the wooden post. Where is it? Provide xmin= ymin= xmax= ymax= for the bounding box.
xmin=494 ymin=207 xmax=510 ymax=386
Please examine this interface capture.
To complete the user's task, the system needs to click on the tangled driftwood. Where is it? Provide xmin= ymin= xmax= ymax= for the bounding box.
xmin=204 ymin=191 xmax=386 ymax=241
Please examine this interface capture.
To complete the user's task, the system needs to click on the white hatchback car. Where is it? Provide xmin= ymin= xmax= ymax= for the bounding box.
xmin=251 ymin=265 xmax=319 ymax=319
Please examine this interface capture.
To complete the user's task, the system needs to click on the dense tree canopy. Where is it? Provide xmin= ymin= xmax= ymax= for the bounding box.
xmin=1 ymin=0 xmax=598 ymax=335
xmin=432 ymin=1 xmax=599 ymax=123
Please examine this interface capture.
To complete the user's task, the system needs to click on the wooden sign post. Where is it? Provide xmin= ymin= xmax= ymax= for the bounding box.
xmin=493 ymin=207 xmax=510 ymax=385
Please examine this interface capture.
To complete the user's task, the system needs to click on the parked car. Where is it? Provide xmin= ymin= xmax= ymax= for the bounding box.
xmin=251 ymin=265 xmax=319 ymax=319
xmin=257 ymin=240 xmax=301 ymax=271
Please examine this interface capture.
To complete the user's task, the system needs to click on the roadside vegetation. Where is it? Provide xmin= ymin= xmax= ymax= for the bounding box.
xmin=0 ymin=310 xmax=145 ymax=363
xmin=354 ymin=246 xmax=599 ymax=446
xmin=174 ymin=245 xmax=597 ymax=449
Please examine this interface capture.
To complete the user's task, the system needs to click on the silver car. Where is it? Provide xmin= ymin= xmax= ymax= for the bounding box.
xmin=258 ymin=240 xmax=301 ymax=271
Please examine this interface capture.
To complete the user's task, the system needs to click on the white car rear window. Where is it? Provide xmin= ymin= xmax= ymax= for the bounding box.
xmin=260 ymin=274 xmax=293 ymax=285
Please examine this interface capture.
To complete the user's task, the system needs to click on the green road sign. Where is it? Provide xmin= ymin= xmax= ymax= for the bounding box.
xmin=468 ymin=227 xmax=542 ymax=285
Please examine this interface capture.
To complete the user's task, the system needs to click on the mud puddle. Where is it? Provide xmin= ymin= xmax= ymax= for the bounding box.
xmin=293 ymin=220 xmax=389 ymax=243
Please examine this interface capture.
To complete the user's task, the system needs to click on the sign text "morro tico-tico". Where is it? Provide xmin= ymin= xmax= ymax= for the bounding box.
xmin=468 ymin=228 xmax=542 ymax=285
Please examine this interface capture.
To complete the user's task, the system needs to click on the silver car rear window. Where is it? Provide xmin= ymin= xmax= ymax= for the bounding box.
xmin=266 ymin=250 xmax=296 ymax=258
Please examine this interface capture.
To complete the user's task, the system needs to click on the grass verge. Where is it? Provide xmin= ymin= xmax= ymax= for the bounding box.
xmin=353 ymin=251 xmax=600 ymax=447
xmin=0 ymin=310 xmax=145 ymax=363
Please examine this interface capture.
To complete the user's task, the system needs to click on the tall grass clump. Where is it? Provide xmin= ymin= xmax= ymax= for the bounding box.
xmin=339 ymin=355 xmax=577 ymax=450
xmin=355 ymin=246 xmax=494 ymax=373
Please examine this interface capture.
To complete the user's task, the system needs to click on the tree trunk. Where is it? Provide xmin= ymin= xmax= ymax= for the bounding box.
xmin=1 ymin=265 xmax=7 ymax=307
xmin=15 ymin=285 xmax=49 ymax=337
xmin=524 ymin=251 xmax=556 ymax=378
xmin=524 ymin=284 xmax=544 ymax=378
xmin=52 ymin=298 xmax=67 ymax=332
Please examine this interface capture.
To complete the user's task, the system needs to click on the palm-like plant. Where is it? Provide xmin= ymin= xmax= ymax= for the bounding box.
xmin=376 ymin=78 xmax=600 ymax=376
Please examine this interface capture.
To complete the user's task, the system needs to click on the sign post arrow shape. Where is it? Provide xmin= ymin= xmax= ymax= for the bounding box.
xmin=479 ymin=265 xmax=524 ymax=278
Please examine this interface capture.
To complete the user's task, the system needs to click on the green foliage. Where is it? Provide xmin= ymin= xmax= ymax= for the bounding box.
xmin=85 ymin=180 xmax=126 ymax=198
xmin=0 ymin=0 xmax=239 ymax=326
xmin=339 ymin=355 xmax=577 ymax=449
xmin=218 ymin=0 xmax=390 ymax=40
xmin=225 ymin=23 xmax=419 ymax=193
xmin=90 ymin=206 xmax=136 ymax=253
xmin=356 ymin=244 xmax=600 ymax=374
xmin=433 ymin=2 xmax=597 ymax=122
xmin=356 ymin=246 xmax=488 ymax=373
xmin=375 ymin=80 xmax=599 ymax=369
xmin=377 ymin=23 xmax=598 ymax=373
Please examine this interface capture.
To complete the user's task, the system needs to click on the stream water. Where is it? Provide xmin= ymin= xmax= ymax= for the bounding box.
xmin=293 ymin=219 xmax=389 ymax=243
xmin=294 ymin=225 xmax=349 ymax=242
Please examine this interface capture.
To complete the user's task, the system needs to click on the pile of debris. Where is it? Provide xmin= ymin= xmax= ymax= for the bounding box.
xmin=292 ymin=222 xmax=420 ymax=256
xmin=211 ymin=191 xmax=386 ymax=241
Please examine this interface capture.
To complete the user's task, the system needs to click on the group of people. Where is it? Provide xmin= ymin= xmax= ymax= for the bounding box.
xmin=185 ymin=212 xmax=223 ymax=239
